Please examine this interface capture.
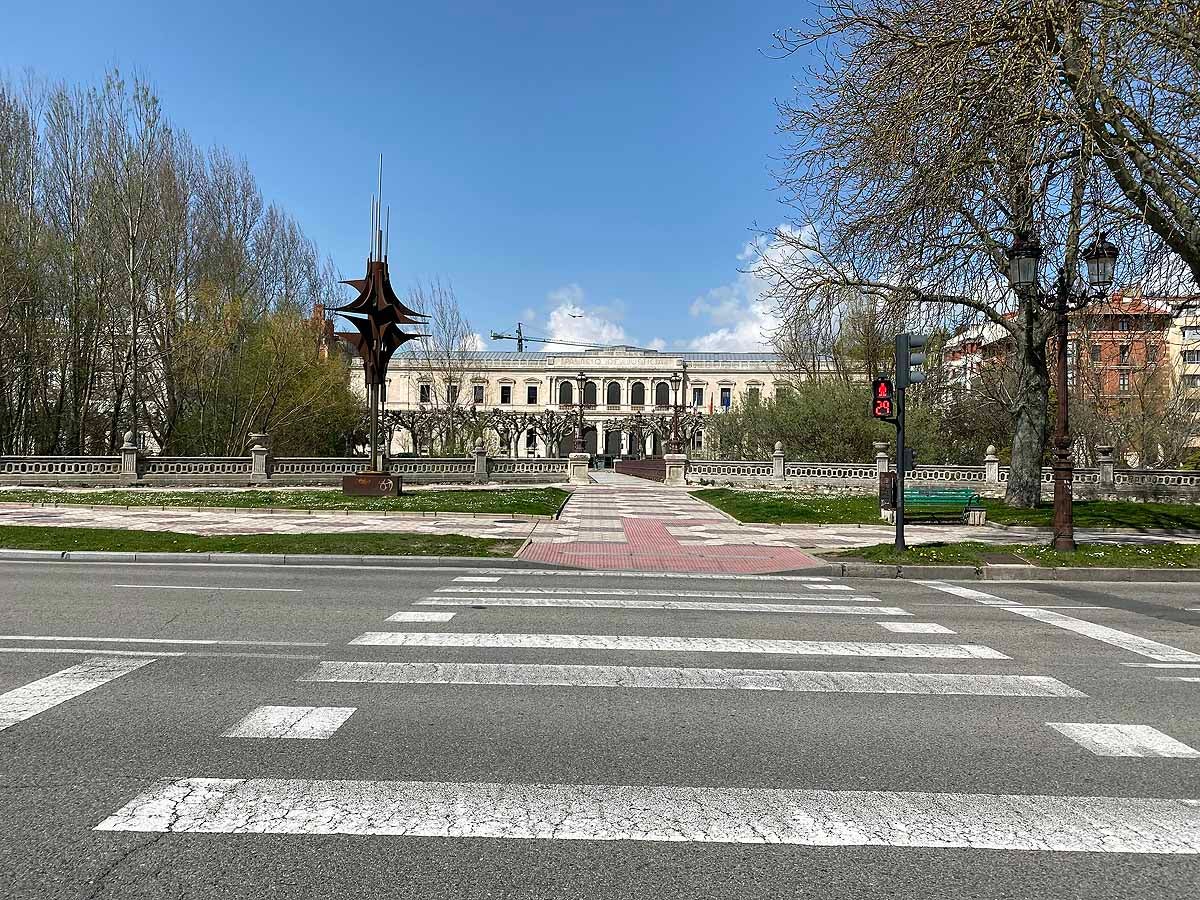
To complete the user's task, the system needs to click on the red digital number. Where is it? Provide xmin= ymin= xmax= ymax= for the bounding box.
xmin=874 ymin=399 xmax=892 ymax=417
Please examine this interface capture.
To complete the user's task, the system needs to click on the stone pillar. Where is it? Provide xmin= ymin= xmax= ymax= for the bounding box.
xmin=473 ymin=438 xmax=489 ymax=483
xmin=249 ymin=433 xmax=272 ymax=484
xmin=773 ymin=441 xmax=786 ymax=484
xmin=664 ymin=452 xmax=688 ymax=487
xmin=874 ymin=441 xmax=889 ymax=476
xmin=1097 ymin=444 xmax=1115 ymax=488
xmin=568 ymin=452 xmax=591 ymax=485
xmin=982 ymin=444 xmax=999 ymax=485
xmin=120 ymin=431 xmax=141 ymax=485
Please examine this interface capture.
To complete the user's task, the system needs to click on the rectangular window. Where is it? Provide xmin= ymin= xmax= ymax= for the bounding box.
xmin=1119 ymin=344 xmax=1132 ymax=364
xmin=691 ymin=431 xmax=703 ymax=450
xmin=720 ymin=387 xmax=732 ymax=409
xmin=1090 ymin=344 xmax=1101 ymax=363
xmin=1146 ymin=343 xmax=1158 ymax=364
xmin=747 ymin=387 xmax=761 ymax=404
xmin=1184 ymin=350 xmax=1200 ymax=365
xmin=691 ymin=387 xmax=703 ymax=408
xmin=500 ymin=385 xmax=512 ymax=405
xmin=419 ymin=383 xmax=431 ymax=404
xmin=447 ymin=384 xmax=458 ymax=404
xmin=472 ymin=384 xmax=485 ymax=404
xmin=527 ymin=385 xmax=538 ymax=405
xmin=1118 ymin=317 xmax=1131 ymax=332
xmin=525 ymin=432 xmax=537 ymax=455
xmin=1119 ymin=372 xmax=1130 ymax=392
xmin=1182 ymin=327 xmax=1200 ymax=342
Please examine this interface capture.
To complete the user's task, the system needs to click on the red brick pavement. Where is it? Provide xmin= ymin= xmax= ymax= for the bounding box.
xmin=520 ymin=517 xmax=824 ymax=574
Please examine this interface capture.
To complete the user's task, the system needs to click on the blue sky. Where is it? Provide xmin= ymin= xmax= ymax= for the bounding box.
xmin=2 ymin=1 xmax=809 ymax=351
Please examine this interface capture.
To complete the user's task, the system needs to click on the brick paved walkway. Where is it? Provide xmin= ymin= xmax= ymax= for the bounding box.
xmin=517 ymin=472 xmax=825 ymax=574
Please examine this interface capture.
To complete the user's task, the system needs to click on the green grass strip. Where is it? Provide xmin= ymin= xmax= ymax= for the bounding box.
xmin=0 ymin=487 xmax=569 ymax=517
xmin=691 ymin=489 xmax=880 ymax=524
xmin=0 ymin=525 xmax=521 ymax=557
xmin=837 ymin=541 xmax=1200 ymax=568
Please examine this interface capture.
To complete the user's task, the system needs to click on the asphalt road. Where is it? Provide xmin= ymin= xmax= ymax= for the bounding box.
xmin=2 ymin=559 xmax=1199 ymax=899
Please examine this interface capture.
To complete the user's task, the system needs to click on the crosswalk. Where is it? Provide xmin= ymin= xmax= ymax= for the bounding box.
xmin=5 ymin=570 xmax=1200 ymax=860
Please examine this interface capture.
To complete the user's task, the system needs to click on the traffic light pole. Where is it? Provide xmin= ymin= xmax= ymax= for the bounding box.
xmin=894 ymin=385 xmax=906 ymax=553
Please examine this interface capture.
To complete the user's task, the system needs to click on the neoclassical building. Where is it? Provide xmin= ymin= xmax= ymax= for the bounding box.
xmin=361 ymin=346 xmax=786 ymax=457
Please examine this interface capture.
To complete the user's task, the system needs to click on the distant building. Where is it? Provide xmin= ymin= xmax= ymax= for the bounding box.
xmin=353 ymin=346 xmax=788 ymax=457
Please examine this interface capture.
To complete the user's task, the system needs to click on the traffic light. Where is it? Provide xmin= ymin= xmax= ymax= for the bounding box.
xmin=896 ymin=332 xmax=930 ymax=389
xmin=871 ymin=377 xmax=895 ymax=419
xmin=902 ymin=447 xmax=917 ymax=472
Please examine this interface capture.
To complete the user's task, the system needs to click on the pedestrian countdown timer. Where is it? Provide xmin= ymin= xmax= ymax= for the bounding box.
xmin=871 ymin=377 xmax=895 ymax=419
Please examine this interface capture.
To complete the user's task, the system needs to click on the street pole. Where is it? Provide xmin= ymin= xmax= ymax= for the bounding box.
xmin=575 ymin=371 xmax=586 ymax=453
xmin=894 ymin=384 xmax=906 ymax=553
xmin=1052 ymin=276 xmax=1076 ymax=551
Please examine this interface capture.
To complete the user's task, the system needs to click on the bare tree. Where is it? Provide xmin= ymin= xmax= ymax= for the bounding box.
xmin=758 ymin=0 xmax=1195 ymax=506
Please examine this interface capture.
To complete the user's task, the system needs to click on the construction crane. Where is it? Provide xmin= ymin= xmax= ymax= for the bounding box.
xmin=489 ymin=322 xmax=645 ymax=352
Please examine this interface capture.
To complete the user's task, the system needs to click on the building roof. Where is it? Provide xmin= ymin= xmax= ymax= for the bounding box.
xmin=393 ymin=349 xmax=782 ymax=363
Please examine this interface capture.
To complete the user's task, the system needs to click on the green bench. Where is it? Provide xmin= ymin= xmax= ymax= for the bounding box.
xmin=902 ymin=487 xmax=983 ymax=523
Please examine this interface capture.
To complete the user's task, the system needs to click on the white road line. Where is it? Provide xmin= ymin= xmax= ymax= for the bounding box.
xmin=877 ymin=622 xmax=956 ymax=635
xmin=475 ymin=570 xmax=831 ymax=582
xmin=96 ymin=778 xmax=1200 ymax=852
xmin=112 ymin=584 xmax=303 ymax=593
xmin=434 ymin=587 xmax=880 ymax=602
xmin=918 ymin=581 xmax=1019 ymax=604
xmin=301 ymin=661 xmax=1083 ymax=697
xmin=1158 ymin=677 xmax=1200 ymax=683
xmin=222 ymin=706 xmax=356 ymax=739
xmin=1047 ymin=723 xmax=1200 ymax=758
xmin=452 ymin=576 xmax=501 ymax=583
xmin=1005 ymin=608 xmax=1200 ymax=663
xmin=347 ymin=632 xmax=1008 ymax=659
xmin=920 ymin=581 xmax=1200 ymax=663
xmin=0 ymin=635 xmax=326 ymax=648
xmin=417 ymin=598 xmax=907 ymax=616
xmin=802 ymin=584 xmax=852 ymax=592
xmin=1125 ymin=663 xmax=1200 ymax=669
xmin=0 ymin=657 xmax=155 ymax=731
xmin=0 ymin=647 xmax=317 ymax=660
xmin=386 ymin=612 xmax=457 ymax=623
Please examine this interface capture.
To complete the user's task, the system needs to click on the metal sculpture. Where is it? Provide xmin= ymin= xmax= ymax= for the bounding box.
xmin=335 ymin=163 xmax=427 ymax=492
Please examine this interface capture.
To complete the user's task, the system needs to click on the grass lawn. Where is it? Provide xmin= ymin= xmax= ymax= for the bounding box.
xmin=982 ymin=498 xmax=1200 ymax=530
xmin=0 ymin=487 xmax=569 ymax=517
xmin=691 ymin=489 xmax=880 ymax=524
xmin=837 ymin=540 xmax=1200 ymax=568
xmin=0 ymin=525 xmax=521 ymax=557
xmin=693 ymin=488 xmax=1200 ymax=531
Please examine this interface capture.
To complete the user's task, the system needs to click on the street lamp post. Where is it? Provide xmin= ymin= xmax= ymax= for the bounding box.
xmin=1006 ymin=231 xmax=1118 ymax=552
xmin=574 ymin=371 xmax=587 ymax=454
xmin=669 ymin=370 xmax=683 ymax=453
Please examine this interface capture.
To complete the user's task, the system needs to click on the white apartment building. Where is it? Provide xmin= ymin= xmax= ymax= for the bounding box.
xmin=362 ymin=346 xmax=786 ymax=457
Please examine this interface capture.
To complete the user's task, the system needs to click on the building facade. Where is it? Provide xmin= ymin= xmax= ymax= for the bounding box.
xmin=357 ymin=346 xmax=786 ymax=457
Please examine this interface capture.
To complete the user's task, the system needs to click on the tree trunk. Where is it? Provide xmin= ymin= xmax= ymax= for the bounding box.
xmin=1005 ymin=331 xmax=1050 ymax=508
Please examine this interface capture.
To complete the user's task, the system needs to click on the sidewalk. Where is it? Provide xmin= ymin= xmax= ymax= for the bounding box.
xmin=517 ymin=471 xmax=825 ymax=574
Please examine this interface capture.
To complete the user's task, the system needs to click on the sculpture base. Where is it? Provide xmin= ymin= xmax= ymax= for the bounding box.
xmin=342 ymin=472 xmax=402 ymax=497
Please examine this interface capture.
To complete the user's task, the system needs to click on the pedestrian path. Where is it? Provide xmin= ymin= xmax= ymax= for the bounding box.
xmin=70 ymin=570 xmax=1200 ymax=857
xmin=519 ymin=473 xmax=825 ymax=573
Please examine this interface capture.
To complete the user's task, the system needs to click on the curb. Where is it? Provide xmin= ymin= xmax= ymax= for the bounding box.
xmin=833 ymin=560 xmax=1200 ymax=582
xmin=0 ymin=549 xmax=570 ymax=569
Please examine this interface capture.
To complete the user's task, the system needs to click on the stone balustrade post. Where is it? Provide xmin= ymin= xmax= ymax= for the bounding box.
xmin=984 ymin=444 xmax=1000 ymax=484
xmin=1097 ymin=444 xmax=1115 ymax=488
xmin=772 ymin=441 xmax=786 ymax=484
xmin=568 ymin=452 xmax=591 ymax=485
xmin=249 ymin=433 xmax=272 ymax=484
xmin=874 ymin=442 xmax=889 ymax=476
xmin=664 ymin=453 xmax=688 ymax=487
xmin=120 ymin=431 xmax=142 ymax=485
xmin=473 ymin=438 xmax=489 ymax=483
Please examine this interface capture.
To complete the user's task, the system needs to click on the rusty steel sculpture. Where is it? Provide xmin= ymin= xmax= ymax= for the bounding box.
xmin=335 ymin=166 xmax=427 ymax=495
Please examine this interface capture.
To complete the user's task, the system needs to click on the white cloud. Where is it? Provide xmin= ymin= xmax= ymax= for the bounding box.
xmin=463 ymin=332 xmax=488 ymax=352
xmin=686 ymin=235 xmax=785 ymax=352
xmin=541 ymin=284 xmax=629 ymax=351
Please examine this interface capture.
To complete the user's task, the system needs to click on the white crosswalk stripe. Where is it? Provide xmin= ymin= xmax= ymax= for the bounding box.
xmin=1047 ymin=723 xmax=1200 ymax=758
xmin=222 ymin=706 xmax=356 ymax=740
xmin=415 ymin=598 xmax=906 ymax=616
xmin=348 ymin=631 xmax=1009 ymax=659
xmin=434 ymin=586 xmax=878 ymax=601
xmin=301 ymin=661 xmax=1083 ymax=697
xmin=877 ymin=622 xmax=956 ymax=634
xmin=386 ymin=611 xmax=457 ymax=622
xmin=96 ymin=777 xmax=1200 ymax=852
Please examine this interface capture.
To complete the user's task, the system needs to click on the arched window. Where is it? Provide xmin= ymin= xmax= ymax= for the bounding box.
xmin=583 ymin=381 xmax=598 ymax=406
xmin=558 ymin=381 xmax=573 ymax=404
xmin=605 ymin=430 xmax=622 ymax=456
xmin=606 ymin=382 xmax=621 ymax=405
xmin=654 ymin=381 xmax=670 ymax=407
xmin=630 ymin=382 xmax=646 ymax=406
